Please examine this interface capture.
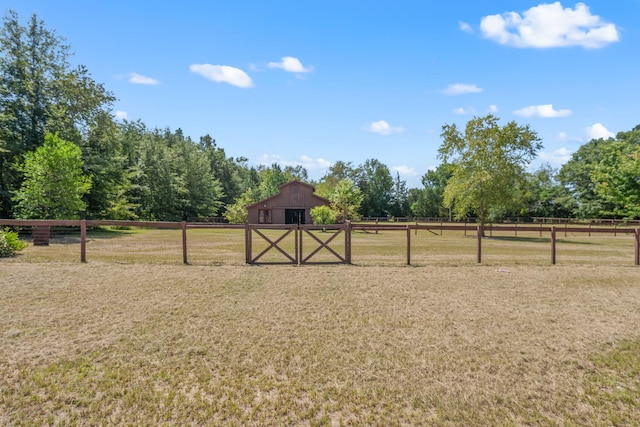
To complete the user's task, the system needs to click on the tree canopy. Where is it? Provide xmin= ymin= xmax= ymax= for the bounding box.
xmin=13 ymin=133 xmax=91 ymax=219
xmin=438 ymin=114 xmax=542 ymax=224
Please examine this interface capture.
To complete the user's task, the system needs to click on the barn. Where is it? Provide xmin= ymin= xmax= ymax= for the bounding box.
xmin=247 ymin=180 xmax=331 ymax=224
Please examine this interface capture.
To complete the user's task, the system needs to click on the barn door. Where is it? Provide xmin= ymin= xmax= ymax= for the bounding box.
xmin=285 ymin=209 xmax=306 ymax=225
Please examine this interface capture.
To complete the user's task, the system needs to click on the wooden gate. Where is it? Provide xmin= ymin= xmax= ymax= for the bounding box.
xmin=245 ymin=224 xmax=351 ymax=265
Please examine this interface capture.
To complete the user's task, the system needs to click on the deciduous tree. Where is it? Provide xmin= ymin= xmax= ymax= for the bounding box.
xmin=329 ymin=178 xmax=363 ymax=222
xmin=593 ymin=133 xmax=640 ymax=219
xmin=13 ymin=133 xmax=91 ymax=219
xmin=438 ymin=114 xmax=542 ymax=225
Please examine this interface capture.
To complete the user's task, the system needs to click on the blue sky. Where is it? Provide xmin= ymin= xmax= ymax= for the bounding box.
xmin=4 ymin=1 xmax=639 ymax=187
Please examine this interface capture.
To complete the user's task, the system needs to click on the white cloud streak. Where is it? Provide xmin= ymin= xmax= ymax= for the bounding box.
xmin=459 ymin=21 xmax=473 ymax=33
xmin=129 ymin=73 xmax=159 ymax=85
xmin=539 ymin=147 xmax=573 ymax=165
xmin=586 ymin=123 xmax=615 ymax=140
xmin=267 ymin=56 xmax=313 ymax=73
xmin=365 ymin=120 xmax=405 ymax=135
xmin=443 ymin=83 xmax=483 ymax=95
xmin=190 ymin=64 xmax=253 ymax=88
xmin=513 ymin=104 xmax=572 ymax=118
xmin=115 ymin=111 xmax=128 ymax=120
xmin=480 ymin=2 xmax=619 ymax=49
xmin=391 ymin=165 xmax=418 ymax=177
xmin=257 ymin=154 xmax=331 ymax=171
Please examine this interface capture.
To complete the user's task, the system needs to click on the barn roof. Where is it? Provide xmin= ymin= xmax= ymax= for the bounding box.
xmin=247 ymin=180 xmax=331 ymax=208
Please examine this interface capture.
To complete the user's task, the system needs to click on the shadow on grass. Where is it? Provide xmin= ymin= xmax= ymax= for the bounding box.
xmin=487 ymin=235 xmax=601 ymax=246
xmin=87 ymin=226 xmax=139 ymax=239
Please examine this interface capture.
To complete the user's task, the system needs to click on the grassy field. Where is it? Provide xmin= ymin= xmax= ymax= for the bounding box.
xmin=2 ymin=228 xmax=640 ymax=425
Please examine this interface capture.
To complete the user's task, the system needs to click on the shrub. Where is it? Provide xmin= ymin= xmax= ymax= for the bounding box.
xmin=0 ymin=228 xmax=27 ymax=257
xmin=310 ymin=205 xmax=338 ymax=225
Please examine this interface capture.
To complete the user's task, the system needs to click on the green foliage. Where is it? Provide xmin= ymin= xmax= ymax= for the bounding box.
xmin=558 ymin=137 xmax=617 ymax=218
xmin=127 ymin=128 xmax=223 ymax=221
xmin=410 ymin=163 xmax=453 ymax=218
xmin=355 ymin=159 xmax=393 ymax=217
xmin=389 ymin=172 xmax=409 ymax=217
xmin=522 ymin=164 xmax=574 ymax=219
xmin=438 ymin=114 xmax=542 ymax=224
xmin=81 ymin=111 xmax=137 ymax=219
xmin=310 ymin=205 xmax=338 ymax=225
xmin=329 ymin=178 xmax=363 ymax=222
xmin=315 ymin=161 xmax=356 ymax=199
xmin=594 ymin=145 xmax=640 ymax=219
xmin=558 ymin=125 xmax=640 ymax=219
xmin=0 ymin=11 xmax=114 ymax=217
xmin=13 ymin=133 xmax=91 ymax=219
xmin=199 ymin=135 xmax=259 ymax=206
xmin=0 ymin=227 xmax=27 ymax=257
xmin=224 ymin=188 xmax=259 ymax=224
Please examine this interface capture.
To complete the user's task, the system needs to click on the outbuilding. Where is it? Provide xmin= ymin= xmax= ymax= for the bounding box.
xmin=247 ymin=180 xmax=331 ymax=224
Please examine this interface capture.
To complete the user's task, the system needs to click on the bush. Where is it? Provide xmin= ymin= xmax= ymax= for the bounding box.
xmin=310 ymin=205 xmax=338 ymax=225
xmin=0 ymin=228 xmax=27 ymax=257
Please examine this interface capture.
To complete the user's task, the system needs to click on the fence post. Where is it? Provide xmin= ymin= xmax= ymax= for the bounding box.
xmin=345 ymin=222 xmax=352 ymax=264
xmin=551 ymin=226 xmax=557 ymax=265
xmin=296 ymin=226 xmax=301 ymax=266
xmin=635 ymin=228 xmax=639 ymax=266
xmin=477 ymin=225 xmax=482 ymax=263
xmin=182 ymin=221 xmax=188 ymax=264
xmin=80 ymin=219 xmax=87 ymax=263
xmin=406 ymin=225 xmax=411 ymax=265
xmin=245 ymin=223 xmax=251 ymax=264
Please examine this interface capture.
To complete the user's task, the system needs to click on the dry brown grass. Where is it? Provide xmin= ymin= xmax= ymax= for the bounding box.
xmin=2 ymin=260 xmax=640 ymax=425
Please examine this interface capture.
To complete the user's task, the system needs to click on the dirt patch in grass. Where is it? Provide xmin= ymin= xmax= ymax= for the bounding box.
xmin=1 ymin=262 xmax=640 ymax=425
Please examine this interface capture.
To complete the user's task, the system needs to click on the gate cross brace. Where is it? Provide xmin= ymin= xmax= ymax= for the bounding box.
xmin=301 ymin=229 xmax=345 ymax=263
xmin=252 ymin=228 xmax=297 ymax=263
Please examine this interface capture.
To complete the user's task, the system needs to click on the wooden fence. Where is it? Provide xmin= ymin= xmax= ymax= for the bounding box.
xmin=1 ymin=219 xmax=639 ymax=266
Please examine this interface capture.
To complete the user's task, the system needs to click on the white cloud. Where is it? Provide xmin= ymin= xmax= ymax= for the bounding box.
xmin=453 ymin=107 xmax=470 ymax=115
xmin=257 ymin=154 xmax=331 ymax=171
xmin=115 ymin=111 xmax=128 ymax=120
xmin=298 ymin=155 xmax=332 ymax=170
xmin=267 ymin=56 xmax=313 ymax=73
xmin=558 ymin=131 xmax=583 ymax=143
xmin=443 ymin=83 xmax=483 ymax=95
xmin=129 ymin=73 xmax=159 ymax=85
xmin=459 ymin=21 xmax=473 ymax=33
xmin=391 ymin=165 xmax=418 ymax=177
xmin=365 ymin=120 xmax=405 ymax=135
xmin=539 ymin=147 xmax=573 ymax=165
xmin=190 ymin=64 xmax=253 ymax=88
xmin=513 ymin=104 xmax=572 ymax=118
xmin=480 ymin=2 xmax=620 ymax=49
xmin=586 ymin=123 xmax=615 ymax=140
xmin=488 ymin=104 xmax=498 ymax=113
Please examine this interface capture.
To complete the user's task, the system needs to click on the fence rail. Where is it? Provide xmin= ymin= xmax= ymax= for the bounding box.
xmin=2 ymin=219 xmax=639 ymax=266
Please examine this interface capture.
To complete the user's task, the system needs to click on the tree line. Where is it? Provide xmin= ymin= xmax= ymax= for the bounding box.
xmin=1 ymin=11 xmax=639 ymax=223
